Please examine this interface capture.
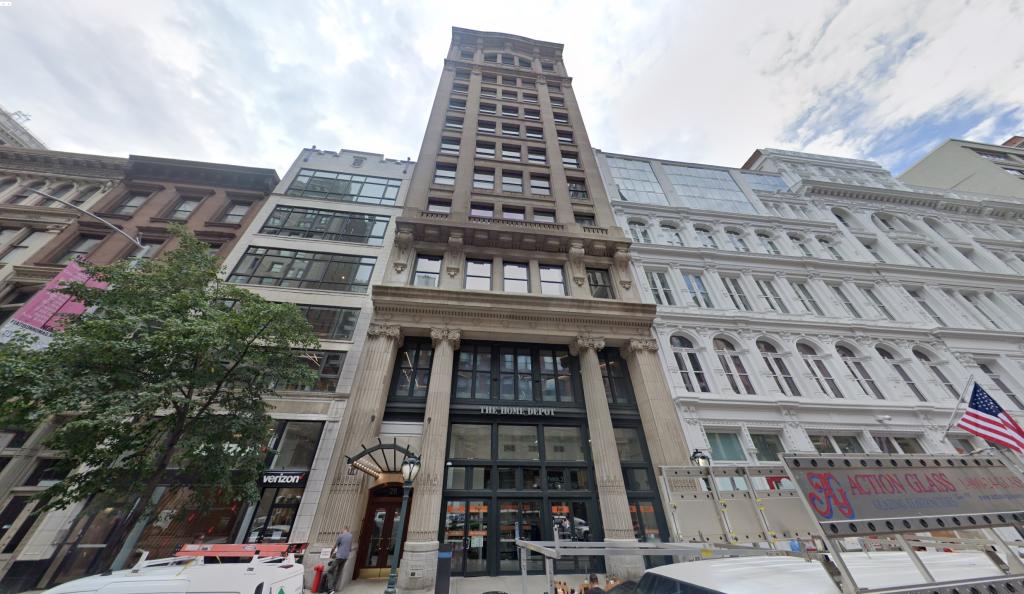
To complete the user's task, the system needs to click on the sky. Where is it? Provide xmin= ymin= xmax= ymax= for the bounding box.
xmin=3 ymin=0 xmax=1024 ymax=176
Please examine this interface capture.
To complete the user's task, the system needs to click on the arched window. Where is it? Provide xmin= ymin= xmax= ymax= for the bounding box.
xmin=670 ymin=336 xmax=709 ymax=393
xmin=725 ymin=230 xmax=749 ymax=252
xmin=836 ymin=345 xmax=884 ymax=399
xmin=788 ymin=233 xmax=812 ymax=257
xmin=694 ymin=226 xmax=718 ymax=249
xmin=876 ymin=347 xmax=926 ymax=402
xmin=628 ymin=222 xmax=652 ymax=244
xmin=798 ymin=343 xmax=843 ymax=398
xmin=660 ymin=223 xmax=685 ymax=246
xmin=41 ymin=184 xmax=73 ymax=207
xmin=757 ymin=232 xmax=780 ymax=255
xmin=7 ymin=180 xmax=44 ymax=205
xmin=71 ymin=185 xmax=100 ymax=206
xmin=832 ymin=208 xmax=851 ymax=228
xmin=713 ymin=337 xmax=755 ymax=395
xmin=757 ymin=340 xmax=800 ymax=396
xmin=914 ymin=349 xmax=958 ymax=399
xmin=817 ymin=237 xmax=844 ymax=260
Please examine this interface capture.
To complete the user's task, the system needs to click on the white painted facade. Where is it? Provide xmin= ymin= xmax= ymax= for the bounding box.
xmin=597 ymin=147 xmax=1024 ymax=477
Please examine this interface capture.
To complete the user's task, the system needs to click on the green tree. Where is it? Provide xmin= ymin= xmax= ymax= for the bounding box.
xmin=0 ymin=226 xmax=318 ymax=567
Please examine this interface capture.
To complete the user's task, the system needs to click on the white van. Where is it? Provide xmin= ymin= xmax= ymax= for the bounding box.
xmin=632 ymin=551 xmax=1010 ymax=593
xmin=40 ymin=553 xmax=303 ymax=594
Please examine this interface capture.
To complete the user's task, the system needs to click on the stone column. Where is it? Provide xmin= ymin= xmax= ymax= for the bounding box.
xmin=399 ymin=328 xmax=460 ymax=592
xmin=570 ymin=336 xmax=644 ymax=580
xmin=309 ymin=323 xmax=402 ymax=560
xmin=624 ymin=338 xmax=692 ymax=541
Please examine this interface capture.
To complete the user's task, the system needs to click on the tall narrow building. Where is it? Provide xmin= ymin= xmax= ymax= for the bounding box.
xmin=309 ymin=28 xmax=690 ymax=589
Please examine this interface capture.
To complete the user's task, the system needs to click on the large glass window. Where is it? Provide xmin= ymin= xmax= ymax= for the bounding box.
xmin=751 ymin=434 xmax=785 ymax=462
xmin=465 ymin=259 xmax=492 ymax=291
xmin=269 ymin=421 xmax=324 ymax=469
xmin=449 ymin=425 xmax=492 ymax=459
xmin=281 ymin=350 xmax=344 ymax=392
xmin=741 ymin=172 xmax=789 ymax=192
xmin=663 ymin=165 xmax=756 ymax=214
xmin=587 ymin=268 xmax=614 ymax=299
xmin=294 ymin=305 xmax=359 ymax=340
xmin=545 ymin=427 xmax=585 ymax=461
xmin=260 ymin=206 xmax=389 ymax=245
xmin=498 ymin=426 xmax=540 ymax=460
xmin=503 ymin=262 xmax=529 ymax=293
xmin=599 ymin=348 xmax=634 ymax=405
xmin=391 ymin=340 xmax=434 ymax=400
xmin=455 ymin=343 xmax=577 ymax=404
xmin=286 ymin=168 xmax=402 ymax=205
xmin=670 ymin=336 xmax=709 ymax=393
xmin=413 ymin=255 xmax=442 ymax=287
xmin=228 ymin=247 xmax=375 ymax=293
xmin=705 ymin=432 xmax=745 ymax=461
xmin=539 ymin=265 xmax=566 ymax=296
xmin=605 ymin=158 xmax=668 ymax=205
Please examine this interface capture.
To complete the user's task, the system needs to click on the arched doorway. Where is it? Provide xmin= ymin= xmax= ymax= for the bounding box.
xmin=356 ymin=483 xmax=411 ymax=579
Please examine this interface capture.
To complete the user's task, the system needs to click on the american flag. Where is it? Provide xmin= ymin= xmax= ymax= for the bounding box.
xmin=956 ymin=383 xmax=1024 ymax=453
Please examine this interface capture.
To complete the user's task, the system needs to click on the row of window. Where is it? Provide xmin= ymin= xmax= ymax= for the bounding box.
xmin=703 ymin=429 xmax=934 ymax=465
xmin=669 ymin=332 xmax=1019 ymax=409
xmin=432 ymin=162 xmax=587 ymax=200
xmin=0 ymin=178 xmax=103 ymax=208
xmin=443 ymin=115 xmax=575 ymax=145
xmin=451 ymin=81 xmax=565 ymax=108
xmin=454 ymin=68 xmax=563 ymax=94
xmin=448 ymin=98 xmax=570 ymax=125
xmin=285 ymin=168 xmax=403 ymax=206
xmin=411 ymin=255 xmax=615 ymax=299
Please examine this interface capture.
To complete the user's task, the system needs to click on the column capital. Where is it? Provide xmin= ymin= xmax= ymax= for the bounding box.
xmin=570 ymin=335 xmax=605 ymax=355
xmin=367 ymin=322 xmax=402 ymax=340
xmin=624 ymin=338 xmax=659 ymax=356
xmin=430 ymin=327 xmax=462 ymax=349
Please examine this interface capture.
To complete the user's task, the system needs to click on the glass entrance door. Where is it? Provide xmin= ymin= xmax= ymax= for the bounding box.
xmin=443 ymin=499 xmax=489 ymax=576
xmin=357 ymin=499 xmax=401 ymax=578
xmin=550 ymin=499 xmax=601 ymax=574
xmin=498 ymin=500 xmax=542 ymax=573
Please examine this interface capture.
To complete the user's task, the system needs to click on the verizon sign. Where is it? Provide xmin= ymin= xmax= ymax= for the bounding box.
xmin=782 ymin=454 xmax=1024 ymax=536
xmin=260 ymin=470 xmax=308 ymax=488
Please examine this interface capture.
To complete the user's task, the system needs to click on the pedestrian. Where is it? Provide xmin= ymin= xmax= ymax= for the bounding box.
xmin=583 ymin=573 xmax=605 ymax=594
xmin=323 ymin=526 xmax=353 ymax=593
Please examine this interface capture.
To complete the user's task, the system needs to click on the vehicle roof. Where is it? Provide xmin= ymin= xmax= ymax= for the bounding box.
xmin=42 ymin=558 xmax=303 ymax=594
xmin=646 ymin=551 xmax=1003 ymax=593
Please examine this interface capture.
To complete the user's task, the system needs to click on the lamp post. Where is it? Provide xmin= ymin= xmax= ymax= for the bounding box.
xmin=384 ymin=453 xmax=420 ymax=594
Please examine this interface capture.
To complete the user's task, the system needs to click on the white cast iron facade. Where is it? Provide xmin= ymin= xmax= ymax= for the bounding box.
xmin=598 ymin=147 xmax=1024 ymax=473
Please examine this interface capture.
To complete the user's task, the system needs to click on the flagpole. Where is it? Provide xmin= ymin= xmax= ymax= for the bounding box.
xmin=942 ymin=375 xmax=974 ymax=438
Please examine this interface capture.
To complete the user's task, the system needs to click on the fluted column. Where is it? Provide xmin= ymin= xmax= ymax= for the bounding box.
xmin=624 ymin=338 xmax=691 ymax=470
xmin=399 ymin=328 xmax=460 ymax=591
xmin=310 ymin=323 xmax=402 ymax=548
xmin=570 ymin=337 xmax=635 ymax=541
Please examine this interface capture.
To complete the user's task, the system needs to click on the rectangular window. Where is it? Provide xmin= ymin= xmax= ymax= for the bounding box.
xmin=449 ymin=425 xmax=491 ymax=459
xmin=482 ymin=73 xmax=497 ymax=84
xmin=412 ymin=255 xmax=442 ymax=287
xmin=478 ymin=120 xmax=496 ymax=134
xmin=863 ymin=286 xmax=895 ymax=320
xmin=908 ymin=289 xmax=946 ymax=326
xmin=445 ymin=116 xmax=463 ymax=129
xmin=528 ymin=147 xmax=547 ymax=164
xmin=830 ymin=284 xmax=861 ymax=318
xmin=587 ymin=268 xmax=614 ymax=299
xmin=553 ymin=112 xmax=569 ymax=124
xmin=533 ymin=210 xmax=555 ymax=223
xmin=523 ymin=93 xmax=538 ymax=103
xmin=503 ymin=262 xmax=530 ymax=293
xmin=524 ymin=108 xmax=540 ymax=121
xmin=501 ymin=105 xmax=518 ymax=118
xmin=57 ymin=235 xmax=102 ymax=264
xmin=480 ymin=86 xmax=497 ymax=98
xmin=681 ymin=273 xmax=713 ymax=308
xmin=600 ymin=349 xmax=634 ymax=405
xmin=113 ymin=191 xmax=149 ymax=215
xmin=567 ymin=178 xmax=588 ymax=200
xmin=219 ymin=201 xmax=251 ymax=224
xmin=484 ymin=52 xmax=498 ymax=63
xmin=433 ymin=164 xmax=457 ymax=186
xmin=427 ymin=199 xmax=452 ymax=214
xmin=756 ymin=279 xmax=789 ymax=313
xmin=663 ymin=164 xmax=757 ymax=214
xmin=453 ymin=82 xmax=469 ymax=94
xmin=473 ymin=168 xmax=495 ymax=190
xmin=502 ymin=123 xmax=520 ymax=137
xmin=557 ymin=130 xmax=574 ymax=144
xmin=561 ymin=152 xmax=580 ymax=168
xmin=440 ymin=137 xmax=460 ymax=155
xmin=455 ymin=69 xmax=471 ymax=81
xmin=978 ymin=362 xmax=1024 ymax=409
xmin=501 ymin=89 xmax=517 ymax=100
xmin=793 ymin=281 xmax=824 ymax=315
xmin=550 ymin=95 xmax=564 ymax=107
xmin=287 ymin=169 xmax=404 ymax=206
xmin=448 ymin=98 xmax=466 ymax=111
xmin=530 ymin=175 xmax=550 ymax=196
xmin=260 ymin=206 xmax=390 ymax=245
xmin=502 ymin=171 xmax=523 ymax=193
xmin=392 ymin=340 xmax=434 ymax=400
xmin=705 ymin=432 xmax=745 ymax=461
xmin=470 ymin=203 xmax=494 ymax=218
xmin=130 ymin=239 xmax=163 ymax=259
xmin=722 ymin=276 xmax=751 ymax=311
xmin=751 ymin=434 xmax=785 ymax=463
xmin=502 ymin=206 xmax=525 ymax=221
xmin=283 ymin=350 xmax=345 ymax=392
xmin=465 ymin=259 xmax=492 ymax=291
xmin=539 ymin=265 xmax=566 ymax=295
xmin=24 ymin=458 xmax=68 ymax=487
xmin=228 ymin=247 xmax=376 ymax=293
xmin=476 ymin=141 xmax=496 ymax=158
xmin=479 ymin=103 xmax=497 ymax=115
xmin=294 ymin=305 xmax=359 ymax=340
xmin=501 ymin=145 xmax=521 ymax=161
xmin=526 ymin=127 xmax=543 ymax=140
xmin=646 ymin=270 xmax=675 ymax=306
xmin=574 ymin=213 xmax=596 ymax=226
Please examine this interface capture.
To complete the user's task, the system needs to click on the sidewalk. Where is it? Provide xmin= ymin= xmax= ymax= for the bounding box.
xmin=316 ymin=573 xmax=604 ymax=594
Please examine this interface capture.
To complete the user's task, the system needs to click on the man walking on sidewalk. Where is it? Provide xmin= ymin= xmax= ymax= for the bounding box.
xmin=324 ymin=526 xmax=352 ymax=593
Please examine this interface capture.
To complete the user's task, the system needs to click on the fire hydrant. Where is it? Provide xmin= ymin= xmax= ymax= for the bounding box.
xmin=311 ymin=563 xmax=325 ymax=593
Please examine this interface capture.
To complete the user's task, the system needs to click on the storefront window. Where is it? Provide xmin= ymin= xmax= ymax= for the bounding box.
xmin=245 ymin=487 xmax=303 ymax=543
xmin=544 ymin=427 xmax=585 ymax=461
xmin=448 ymin=341 xmax=581 ymax=405
xmin=133 ymin=488 xmax=246 ymax=558
xmin=449 ymin=425 xmax=492 ymax=459
xmin=613 ymin=427 xmax=645 ymax=462
xmin=498 ymin=426 xmax=539 ymax=460
xmin=270 ymin=421 xmax=323 ymax=469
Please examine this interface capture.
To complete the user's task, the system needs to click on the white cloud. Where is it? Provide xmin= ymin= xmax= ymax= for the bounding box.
xmin=1 ymin=0 xmax=1022 ymax=175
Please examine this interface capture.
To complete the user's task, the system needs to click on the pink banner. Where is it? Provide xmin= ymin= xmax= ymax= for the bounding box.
xmin=0 ymin=260 xmax=108 ymax=347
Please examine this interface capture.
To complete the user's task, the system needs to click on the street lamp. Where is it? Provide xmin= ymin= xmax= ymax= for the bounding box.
xmin=690 ymin=449 xmax=711 ymax=467
xmin=384 ymin=454 xmax=420 ymax=594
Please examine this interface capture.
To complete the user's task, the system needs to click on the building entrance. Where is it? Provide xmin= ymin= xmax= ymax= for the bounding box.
xmin=356 ymin=485 xmax=409 ymax=579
